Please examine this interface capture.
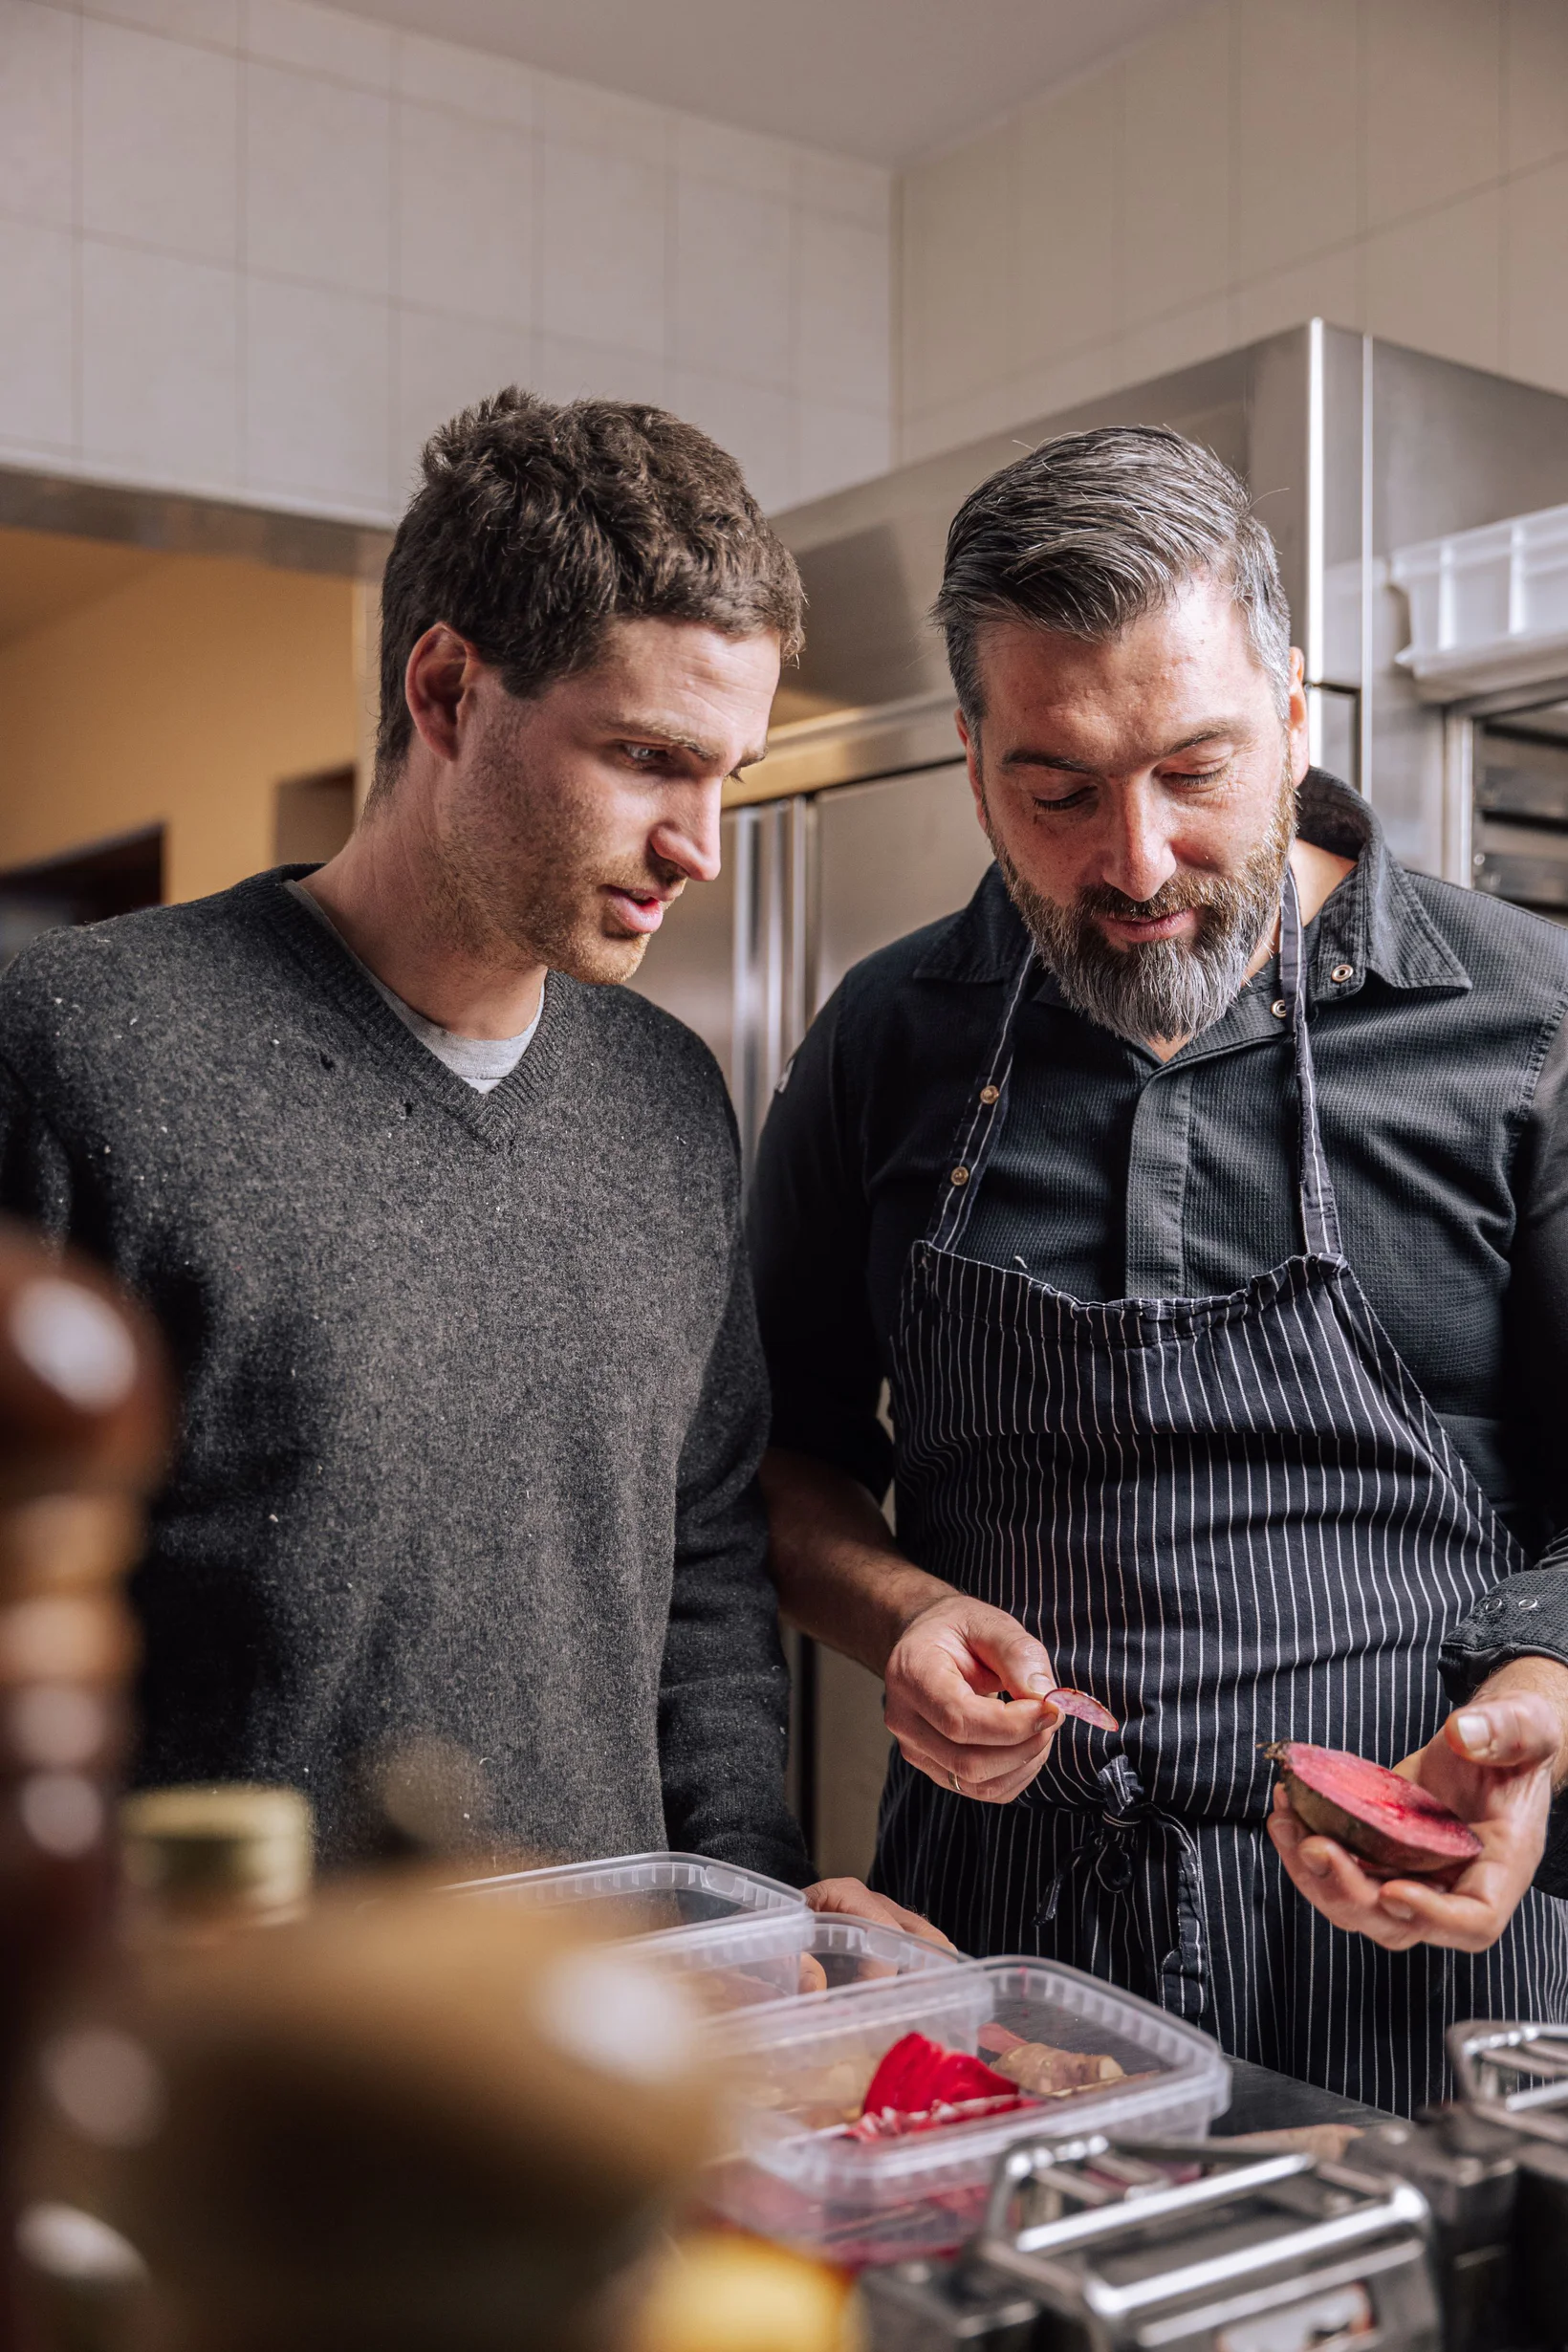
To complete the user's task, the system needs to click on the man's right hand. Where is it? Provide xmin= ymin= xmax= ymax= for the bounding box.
xmin=883 ymin=1591 xmax=1062 ymax=1802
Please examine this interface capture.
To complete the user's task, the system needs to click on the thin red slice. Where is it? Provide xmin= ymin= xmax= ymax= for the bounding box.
xmin=1267 ymin=1741 xmax=1481 ymax=1881
xmin=1045 ymin=1687 xmax=1120 ymax=1732
xmin=976 ymin=2021 xmax=1027 ymax=2057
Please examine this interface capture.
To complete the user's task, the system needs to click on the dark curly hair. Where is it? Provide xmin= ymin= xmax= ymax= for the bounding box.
xmin=373 ymin=388 xmax=805 ymax=790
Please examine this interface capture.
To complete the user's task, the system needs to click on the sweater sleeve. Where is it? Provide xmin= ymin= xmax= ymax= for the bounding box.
xmin=659 ymin=1222 xmax=814 ymax=1887
xmin=0 ymin=1051 xmax=75 ymax=1241
xmin=749 ymin=981 xmax=893 ymax=1499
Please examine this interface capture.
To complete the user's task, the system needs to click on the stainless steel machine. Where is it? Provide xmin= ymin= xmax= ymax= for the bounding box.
xmin=861 ymin=2019 xmax=1568 ymax=2351
xmin=630 ymin=323 xmax=1568 ymax=1875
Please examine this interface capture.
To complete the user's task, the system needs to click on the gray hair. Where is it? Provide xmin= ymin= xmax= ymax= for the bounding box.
xmin=932 ymin=425 xmax=1293 ymax=730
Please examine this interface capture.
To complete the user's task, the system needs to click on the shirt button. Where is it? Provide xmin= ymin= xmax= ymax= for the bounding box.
xmin=1331 ymin=962 xmax=1355 ymax=984
xmin=950 ymin=1165 xmax=970 ymax=1187
xmin=979 ymin=1084 xmax=1000 ymax=1105
xmin=1271 ymin=999 xmax=1289 ymax=1019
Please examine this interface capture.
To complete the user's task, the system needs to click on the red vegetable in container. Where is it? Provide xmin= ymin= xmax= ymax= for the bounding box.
xmin=847 ymin=2033 xmax=1023 ymax=2141
xmin=1267 ymin=1741 xmax=1482 ymax=1883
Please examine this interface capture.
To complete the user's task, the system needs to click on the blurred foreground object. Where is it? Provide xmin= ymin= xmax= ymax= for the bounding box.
xmin=0 ymin=1222 xmax=168 ymax=2348
xmin=625 ymin=2232 xmax=865 ymax=2352
xmin=21 ymin=1884 xmax=717 ymax=2352
xmin=119 ymin=1786 xmax=313 ymax=1949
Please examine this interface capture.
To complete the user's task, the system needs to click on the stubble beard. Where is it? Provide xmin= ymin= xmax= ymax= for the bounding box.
xmin=985 ymin=758 xmax=1296 ymax=1046
xmin=437 ymin=723 xmax=669 ymax=988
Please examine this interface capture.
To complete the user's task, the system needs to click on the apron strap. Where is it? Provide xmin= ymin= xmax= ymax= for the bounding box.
xmin=1280 ymin=865 xmax=1343 ymax=1259
xmin=926 ymin=947 xmax=1037 ymax=1252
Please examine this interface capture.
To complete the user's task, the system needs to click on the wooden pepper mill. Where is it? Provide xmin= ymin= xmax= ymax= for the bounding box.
xmin=0 ymin=1223 xmax=168 ymax=2350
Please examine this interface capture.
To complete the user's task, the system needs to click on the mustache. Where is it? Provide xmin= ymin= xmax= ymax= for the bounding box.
xmin=1075 ymin=872 xmax=1247 ymax=923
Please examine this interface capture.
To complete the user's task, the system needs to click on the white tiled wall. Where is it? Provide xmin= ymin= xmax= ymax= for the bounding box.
xmin=897 ymin=0 xmax=1568 ymax=466
xmin=0 ymin=0 xmax=893 ymax=524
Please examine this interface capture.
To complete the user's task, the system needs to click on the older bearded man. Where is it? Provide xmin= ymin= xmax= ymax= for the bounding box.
xmin=751 ymin=425 xmax=1568 ymax=2113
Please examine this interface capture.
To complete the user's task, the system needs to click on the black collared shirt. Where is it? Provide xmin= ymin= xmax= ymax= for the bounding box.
xmin=750 ymin=773 xmax=1568 ymax=1697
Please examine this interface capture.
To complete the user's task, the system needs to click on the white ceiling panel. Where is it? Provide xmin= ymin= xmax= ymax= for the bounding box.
xmin=332 ymin=0 xmax=1202 ymax=165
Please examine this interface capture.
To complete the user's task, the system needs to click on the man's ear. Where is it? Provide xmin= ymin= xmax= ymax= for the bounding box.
xmin=1286 ymin=646 xmax=1312 ymax=784
xmin=405 ymin=625 xmax=483 ymax=765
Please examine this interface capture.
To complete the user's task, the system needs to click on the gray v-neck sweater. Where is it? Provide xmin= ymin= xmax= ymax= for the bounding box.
xmin=0 ymin=868 xmax=809 ymax=1880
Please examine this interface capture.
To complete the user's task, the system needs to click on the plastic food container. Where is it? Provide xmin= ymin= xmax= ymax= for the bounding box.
xmin=642 ymin=1914 xmax=963 ymax=2019
xmin=793 ymin=1917 xmax=965 ymax=2001
xmin=708 ymin=1955 xmax=1230 ymax=2266
xmin=444 ymin=1849 xmax=814 ymax=1980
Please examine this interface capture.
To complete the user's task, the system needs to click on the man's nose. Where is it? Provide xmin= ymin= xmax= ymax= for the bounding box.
xmin=1096 ymin=791 xmax=1178 ymax=904
xmin=650 ymin=788 xmax=723 ymax=885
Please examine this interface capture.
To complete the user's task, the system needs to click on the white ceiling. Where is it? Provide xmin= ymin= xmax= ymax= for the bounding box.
xmin=334 ymin=0 xmax=1202 ymax=165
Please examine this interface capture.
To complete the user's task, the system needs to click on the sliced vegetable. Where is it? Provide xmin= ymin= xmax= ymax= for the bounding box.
xmin=1267 ymin=1741 xmax=1481 ymax=1881
xmin=991 ymin=2041 xmax=1125 ymax=2096
xmin=860 ymin=2031 xmax=1015 ymax=2117
xmin=1045 ymin=1687 xmax=1120 ymax=1732
xmin=976 ymin=2021 xmax=1027 ymax=2057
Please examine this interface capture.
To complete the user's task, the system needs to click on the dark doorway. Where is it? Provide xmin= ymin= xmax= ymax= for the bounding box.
xmin=274 ymin=768 xmax=355 ymax=867
xmin=0 ymin=826 xmax=164 ymax=969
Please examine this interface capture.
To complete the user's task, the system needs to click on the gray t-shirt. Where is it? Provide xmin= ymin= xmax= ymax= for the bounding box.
xmin=286 ymin=880 xmax=539 ymax=1091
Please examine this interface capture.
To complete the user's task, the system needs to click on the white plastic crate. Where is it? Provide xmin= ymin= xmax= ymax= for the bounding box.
xmin=1392 ymin=501 xmax=1568 ymax=696
xmin=707 ymin=1954 xmax=1230 ymax=2266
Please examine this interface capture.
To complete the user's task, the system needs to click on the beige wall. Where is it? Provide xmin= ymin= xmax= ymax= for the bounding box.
xmin=898 ymin=0 xmax=1568 ymax=464
xmin=0 ymin=551 xmax=358 ymax=904
xmin=1 ymin=0 xmax=890 ymax=524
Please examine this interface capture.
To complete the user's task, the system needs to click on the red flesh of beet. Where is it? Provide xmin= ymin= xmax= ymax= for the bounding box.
xmin=1046 ymin=1687 xmax=1120 ymax=1733
xmin=860 ymin=2032 xmax=1016 ymax=2116
xmin=1268 ymin=1741 xmax=1481 ymax=1881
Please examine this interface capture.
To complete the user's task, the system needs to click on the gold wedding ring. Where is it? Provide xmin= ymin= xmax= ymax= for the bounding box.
xmin=948 ymin=1770 xmax=962 ymax=1795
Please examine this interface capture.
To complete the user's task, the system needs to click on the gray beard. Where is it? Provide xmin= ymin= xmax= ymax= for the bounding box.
xmin=988 ymin=775 xmax=1296 ymax=1046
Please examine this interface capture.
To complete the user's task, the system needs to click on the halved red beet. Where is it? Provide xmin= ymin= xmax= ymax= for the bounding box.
xmin=1267 ymin=1741 xmax=1481 ymax=1881
xmin=1046 ymin=1687 xmax=1120 ymax=1733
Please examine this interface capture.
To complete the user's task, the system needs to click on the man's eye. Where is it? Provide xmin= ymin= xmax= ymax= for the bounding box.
xmin=1164 ymin=764 xmax=1227 ymax=784
xmin=1032 ymin=786 xmax=1093 ymax=811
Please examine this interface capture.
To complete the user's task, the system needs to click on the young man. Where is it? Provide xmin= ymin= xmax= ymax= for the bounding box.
xmin=0 ymin=392 xmax=850 ymax=1894
xmin=751 ymin=426 xmax=1568 ymax=2109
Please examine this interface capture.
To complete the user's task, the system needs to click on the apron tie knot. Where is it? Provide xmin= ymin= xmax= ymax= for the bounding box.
xmin=1033 ymin=1760 xmax=1209 ymax=2022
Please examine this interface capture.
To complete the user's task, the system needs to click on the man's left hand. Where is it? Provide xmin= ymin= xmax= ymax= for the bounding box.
xmin=803 ymin=1876 xmax=956 ymax=1949
xmin=1267 ymin=1660 xmax=1568 ymax=1951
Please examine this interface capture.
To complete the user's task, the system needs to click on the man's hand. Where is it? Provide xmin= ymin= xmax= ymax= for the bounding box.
xmin=759 ymin=1449 xmax=1059 ymax=1803
xmin=803 ymin=1876 xmax=956 ymax=1949
xmin=1267 ymin=1661 xmax=1568 ymax=1951
xmin=883 ymin=1592 xmax=1062 ymax=1804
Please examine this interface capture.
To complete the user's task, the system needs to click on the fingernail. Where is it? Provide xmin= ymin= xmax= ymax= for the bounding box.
xmin=1455 ymin=1710 xmax=1492 ymax=1753
xmin=1383 ymin=1899 xmax=1415 ymax=1922
xmin=1301 ymin=1851 xmax=1330 ymax=1878
xmin=1024 ymin=1676 xmax=1053 ymax=1698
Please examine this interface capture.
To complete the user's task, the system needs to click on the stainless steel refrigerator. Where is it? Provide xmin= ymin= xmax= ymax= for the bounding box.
xmin=631 ymin=321 xmax=1568 ymax=1876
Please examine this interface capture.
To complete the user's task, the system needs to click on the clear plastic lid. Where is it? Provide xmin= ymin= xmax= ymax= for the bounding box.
xmin=644 ymin=1914 xmax=962 ymax=2019
xmin=708 ymin=1955 xmax=1230 ymax=2266
xmin=443 ymin=1850 xmax=807 ymax=1942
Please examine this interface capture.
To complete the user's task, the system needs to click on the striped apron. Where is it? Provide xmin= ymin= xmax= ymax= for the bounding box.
xmin=874 ymin=870 xmax=1568 ymax=2114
